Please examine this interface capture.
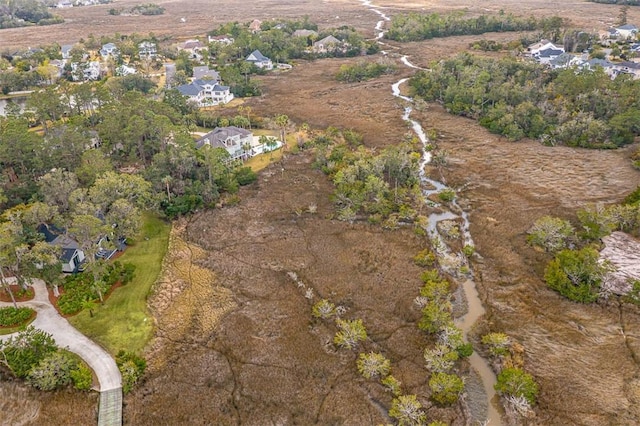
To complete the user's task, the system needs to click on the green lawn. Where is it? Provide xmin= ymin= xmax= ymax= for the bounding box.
xmin=69 ymin=214 xmax=171 ymax=355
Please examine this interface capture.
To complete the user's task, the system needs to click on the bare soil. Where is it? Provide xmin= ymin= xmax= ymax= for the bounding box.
xmin=3 ymin=1 xmax=640 ymax=425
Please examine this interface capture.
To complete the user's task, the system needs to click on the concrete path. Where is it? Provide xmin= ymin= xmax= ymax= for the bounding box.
xmin=0 ymin=278 xmax=122 ymax=392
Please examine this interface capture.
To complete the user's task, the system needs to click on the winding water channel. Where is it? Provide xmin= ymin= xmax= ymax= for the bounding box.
xmin=361 ymin=1 xmax=502 ymax=424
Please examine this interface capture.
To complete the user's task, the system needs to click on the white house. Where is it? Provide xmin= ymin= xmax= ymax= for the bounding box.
xmin=116 ymin=64 xmax=137 ymax=76
xmin=195 ymin=127 xmax=282 ymax=161
xmin=527 ymin=39 xmax=564 ymax=56
xmin=208 ymin=35 xmax=234 ymax=45
xmin=71 ymin=61 xmax=101 ymax=81
xmin=245 ymin=49 xmax=273 ymax=70
xmin=615 ymin=24 xmax=638 ymax=39
xmin=176 ymin=79 xmax=234 ymax=107
xmin=196 ymin=126 xmax=254 ymax=161
xmin=534 ymin=48 xmax=565 ymax=64
xmin=138 ymin=41 xmax=157 ymax=59
xmin=99 ymin=43 xmax=119 ymax=59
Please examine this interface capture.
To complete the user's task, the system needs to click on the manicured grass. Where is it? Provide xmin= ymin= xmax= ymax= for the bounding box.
xmin=69 ymin=213 xmax=171 ymax=355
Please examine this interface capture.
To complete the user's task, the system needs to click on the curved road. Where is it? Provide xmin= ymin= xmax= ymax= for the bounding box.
xmin=0 ymin=278 xmax=121 ymax=391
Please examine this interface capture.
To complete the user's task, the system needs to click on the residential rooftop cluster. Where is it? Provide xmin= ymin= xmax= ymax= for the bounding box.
xmin=527 ymin=23 xmax=640 ymax=79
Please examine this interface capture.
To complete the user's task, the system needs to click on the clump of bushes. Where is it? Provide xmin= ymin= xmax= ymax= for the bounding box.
xmin=336 ymin=60 xmax=396 ymax=83
xmin=544 ymin=246 xmax=608 ymax=303
xmin=57 ymin=261 xmax=136 ymax=315
xmin=0 ymin=327 xmax=92 ymax=391
xmin=116 ymin=350 xmax=146 ymax=394
xmin=0 ymin=306 xmax=34 ymax=327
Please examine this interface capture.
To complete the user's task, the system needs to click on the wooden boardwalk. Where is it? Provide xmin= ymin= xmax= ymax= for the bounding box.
xmin=98 ymin=388 xmax=123 ymax=426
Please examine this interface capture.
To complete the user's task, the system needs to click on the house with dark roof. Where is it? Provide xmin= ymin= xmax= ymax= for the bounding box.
xmin=527 ymin=39 xmax=564 ymax=56
xmin=37 ymin=224 xmax=86 ymax=273
xmin=196 ymin=126 xmax=254 ymax=161
xmin=245 ymin=50 xmax=273 ymax=70
xmin=38 ymin=223 xmax=121 ymax=273
xmin=61 ymin=44 xmax=74 ymax=60
xmin=176 ymin=79 xmax=234 ymax=107
xmin=548 ymin=52 xmax=587 ymax=70
xmin=534 ymin=48 xmax=564 ymax=64
xmin=313 ymin=35 xmax=342 ymax=53
xmin=192 ymin=66 xmax=220 ymax=80
xmin=612 ymin=61 xmax=640 ymax=78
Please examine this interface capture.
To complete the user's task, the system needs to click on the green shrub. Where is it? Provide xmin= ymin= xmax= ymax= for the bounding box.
xmin=481 ymin=332 xmax=511 ymax=357
xmin=389 ymin=394 xmax=426 ymax=425
xmin=333 ymin=318 xmax=367 ymax=350
xmin=495 ymin=367 xmax=539 ymax=405
xmin=544 ymin=247 xmax=607 ymax=303
xmin=71 ymin=363 xmax=93 ymax=391
xmin=429 ymin=372 xmax=464 ymax=405
xmin=235 ymin=167 xmax=258 ymax=186
xmin=382 ymin=374 xmax=402 ymax=396
xmin=116 ymin=351 xmax=147 ymax=394
xmin=311 ymin=299 xmax=336 ymax=319
xmin=414 ymin=249 xmax=436 ymax=267
xmin=27 ymin=351 xmax=76 ymax=391
xmin=438 ymin=188 xmax=455 ymax=202
xmin=624 ymin=185 xmax=640 ymax=205
xmin=357 ymin=352 xmax=391 ymax=379
xmin=456 ymin=342 xmax=474 ymax=358
xmin=527 ymin=216 xmax=574 ymax=252
xmin=0 ymin=326 xmax=57 ymax=378
xmin=0 ymin=306 xmax=34 ymax=326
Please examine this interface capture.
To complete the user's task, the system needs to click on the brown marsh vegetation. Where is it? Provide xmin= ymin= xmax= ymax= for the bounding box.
xmin=3 ymin=0 xmax=640 ymax=425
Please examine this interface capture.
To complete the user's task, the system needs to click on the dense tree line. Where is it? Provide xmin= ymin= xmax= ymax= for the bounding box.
xmin=385 ymin=11 xmax=565 ymax=42
xmin=409 ymin=53 xmax=640 ymax=148
xmin=0 ymin=0 xmax=63 ymax=28
xmin=207 ymin=19 xmax=378 ymax=66
xmin=0 ymin=80 xmax=256 ymax=217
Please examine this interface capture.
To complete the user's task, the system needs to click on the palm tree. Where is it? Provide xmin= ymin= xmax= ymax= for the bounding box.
xmin=161 ymin=175 xmax=173 ymax=201
xmin=275 ymin=114 xmax=290 ymax=148
xmin=82 ymin=297 xmax=97 ymax=317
